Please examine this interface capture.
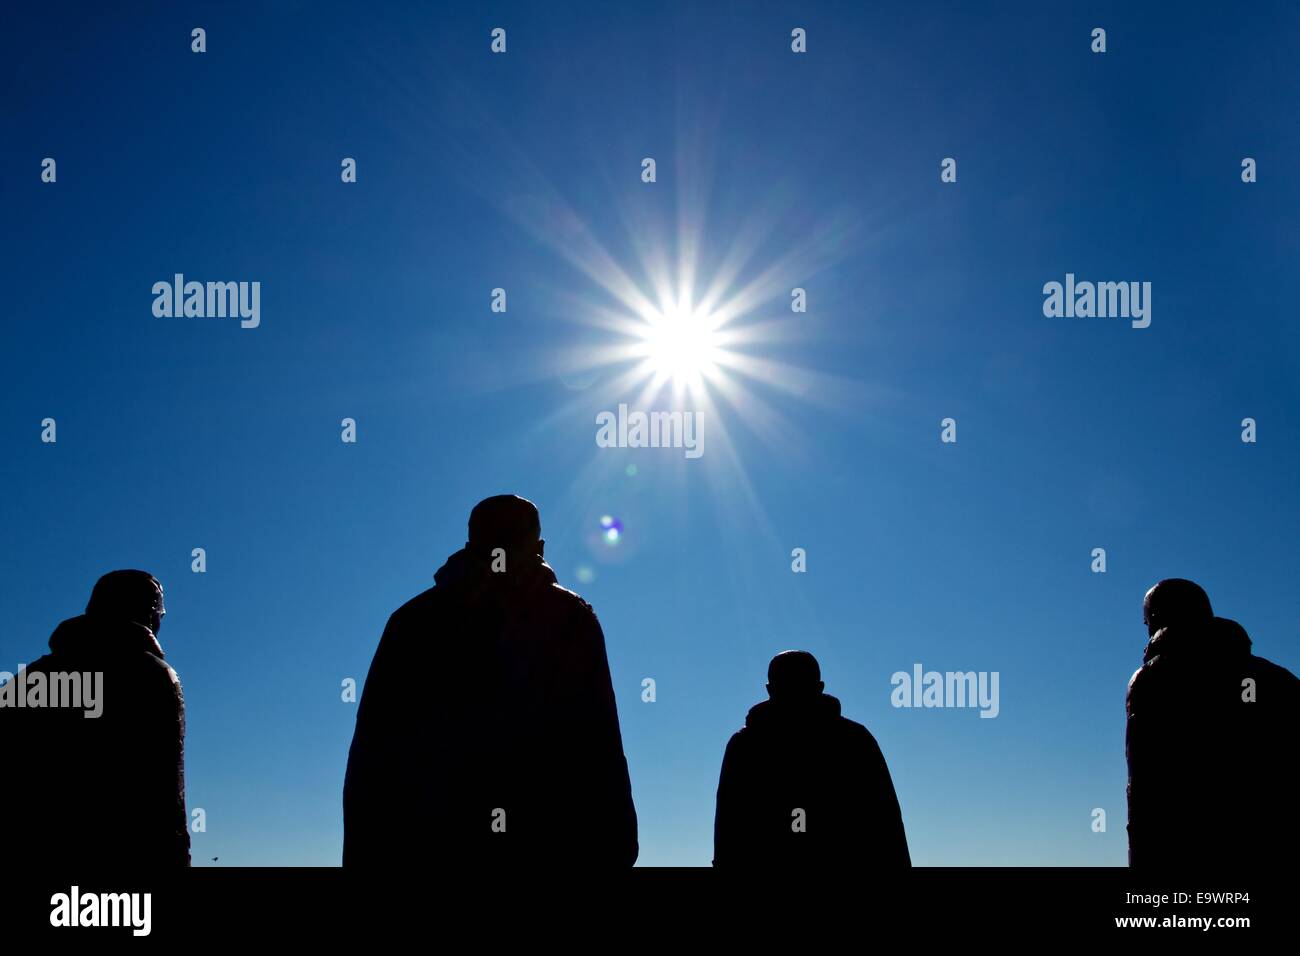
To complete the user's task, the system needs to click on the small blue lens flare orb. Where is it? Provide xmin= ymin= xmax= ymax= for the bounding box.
xmin=599 ymin=515 xmax=623 ymax=546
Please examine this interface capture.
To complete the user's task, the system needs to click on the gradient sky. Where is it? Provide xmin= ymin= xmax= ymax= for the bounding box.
xmin=2 ymin=1 xmax=1298 ymax=866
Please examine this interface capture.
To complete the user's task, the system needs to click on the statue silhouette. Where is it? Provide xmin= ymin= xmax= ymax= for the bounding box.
xmin=343 ymin=495 xmax=638 ymax=868
xmin=713 ymin=650 xmax=910 ymax=867
xmin=0 ymin=570 xmax=190 ymax=867
xmin=1126 ymin=579 xmax=1300 ymax=868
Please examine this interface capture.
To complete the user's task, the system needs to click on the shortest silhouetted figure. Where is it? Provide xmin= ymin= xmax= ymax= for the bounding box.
xmin=0 ymin=570 xmax=190 ymax=867
xmin=713 ymin=650 xmax=910 ymax=867
xmin=1126 ymin=579 xmax=1299 ymax=870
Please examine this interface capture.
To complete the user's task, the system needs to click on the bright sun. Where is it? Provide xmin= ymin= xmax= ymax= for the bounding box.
xmin=638 ymin=303 xmax=721 ymax=386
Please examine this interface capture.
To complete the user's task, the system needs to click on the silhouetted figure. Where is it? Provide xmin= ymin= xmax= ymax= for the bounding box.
xmin=1126 ymin=579 xmax=1300 ymax=869
xmin=713 ymin=650 xmax=910 ymax=867
xmin=0 ymin=570 xmax=190 ymax=867
xmin=343 ymin=495 xmax=637 ymax=868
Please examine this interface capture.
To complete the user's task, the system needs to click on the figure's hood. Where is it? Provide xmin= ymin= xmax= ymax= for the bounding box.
xmin=47 ymin=614 xmax=165 ymax=659
xmin=1144 ymin=616 xmax=1252 ymax=665
xmin=433 ymin=546 xmax=558 ymax=606
xmin=745 ymin=693 xmax=842 ymax=731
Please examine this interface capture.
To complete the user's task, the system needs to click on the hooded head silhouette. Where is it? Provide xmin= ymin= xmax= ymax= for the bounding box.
xmin=467 ymin=494 xmax=543 ymax=559
xmin=1142 ymin=578 xmax=1212 ymax=638
xmin=766 ymin=650 xmax=825 ymax=703
xmin=85 ymin=569 xmax=166 ymax=636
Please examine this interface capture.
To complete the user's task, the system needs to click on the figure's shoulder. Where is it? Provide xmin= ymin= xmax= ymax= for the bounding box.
xmin=1250 ymin=655 xmax=1300 ymax=691
xmin=542 ymin=582 xmax=599 ymax=621
xmin=368 ymin=587 xmax=443 ymax=655
xmin=722 ymin=725 xmax=750 ymax=756
xmin=546 ymin=581 xmax=590 ymax=606
xmin=836 ymin=715 xmax=881 ymax=747
xmin=131 ymin=649 xmax=184 ymax=708
xmin=1126 ymin=662 xmax=1149 ymax=694
xmin=388 ymin=585 xmax=441 ymax=624
xmin=145 ymin=649 xmax=180 ymax=682
xmin=1126 ymin=658 xmax=1164 ymax=715
xmin=18 ymin=652 xmax=57 ymax=675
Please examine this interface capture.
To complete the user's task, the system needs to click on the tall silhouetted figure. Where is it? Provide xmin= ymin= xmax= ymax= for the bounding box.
xmin=713 ymin=650 xmax=910 ymax=867
xmin=1126 ymin=578 xmax=1300 ymax=869
xmin=343 ymin=495 xmax=637 ymax=868
xmin=0 ymin=570 xmax=190 ymax=867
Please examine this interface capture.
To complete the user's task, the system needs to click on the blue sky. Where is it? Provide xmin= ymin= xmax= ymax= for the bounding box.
xmin=2 ymin=1 xmax=1298 ymax=866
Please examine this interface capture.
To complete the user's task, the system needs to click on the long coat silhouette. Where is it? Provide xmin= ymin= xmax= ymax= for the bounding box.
xmin=0 ymin=614 xmax=190 ymax=867
xmin=713 ymin=693 xmax=910 ymax=867
xmin=343 ymin=546 xmax=638 ymax=868
xmin=1126 ymin=616 xmax=1300 ymax=868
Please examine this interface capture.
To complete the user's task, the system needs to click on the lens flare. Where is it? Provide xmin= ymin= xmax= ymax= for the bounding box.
xmin=599 ymin=514 xmax=623 ymax=545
